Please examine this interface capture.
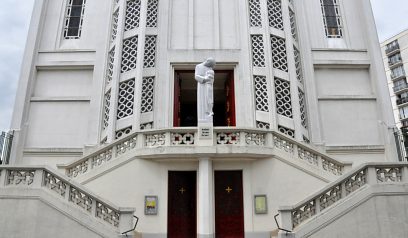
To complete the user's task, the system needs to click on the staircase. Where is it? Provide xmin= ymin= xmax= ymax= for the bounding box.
xmin=277 ymin=162 xmax=408 ymax=238
xmin=0 ymin=166 xmax=136 ymax=238
xmin=60 ymin=127 xmax=352 ymax=183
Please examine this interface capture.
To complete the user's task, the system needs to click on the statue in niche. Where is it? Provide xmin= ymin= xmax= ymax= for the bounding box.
xmin=195 ymin=58 xmax=216 ymax=123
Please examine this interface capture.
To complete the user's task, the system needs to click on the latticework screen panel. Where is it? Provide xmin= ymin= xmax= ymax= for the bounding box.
xmin=117 ymin=79 xmax=136 ymax=119
xmin=299 ymin=88 xmax=308 ymax=128
xmin=251 ymin=35 xmax=266 ymax=67
xmin=270 ymin=35 xmax=288 ymax=72
xmin=141 ymin=77 xmax=155 ymax=113
xmin=124 ymin=0 xmax=141 ymax=31
xmin=116 ymin=126 xmax=132 ymax=139
xmin=267 ymin=0 xmax=284 ymax=30
xmin=106 ymin=47 xmax=115 ymax=85
xmin=249 ymin=0 xmax=262 ymax=27
xmin=121 ymin=36 xmax=138 ymax=73
xmin=146 ymin=0 xmax=159 ymax=27
xmin=111 ymin=9 xmax=119 ymax=42
xmin=278 ymin=125 xmax=295 ymax=138
xmin=143 ymin=35 xmax=157 ymax=68
xmin=103 ymin=90 xmax=111 ymax=129
xmin=275 ymin=77 xmax=293 ymax=118
xmin=294 ymin=47 xmax=303 ymax=84
xmin=254 ymin=75 xmax=269 ymax=112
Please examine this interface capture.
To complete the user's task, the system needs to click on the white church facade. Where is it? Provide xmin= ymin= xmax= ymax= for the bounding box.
xmin=2 ymin=0 xmax=408 ymax=237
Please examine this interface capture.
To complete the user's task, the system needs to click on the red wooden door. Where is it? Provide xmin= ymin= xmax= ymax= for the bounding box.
xmin=173 ymin=73 xmax=181 ymax=127
xmin=225 ymin=73 xmax=236 ymax=126
xmin=214 ymin=171 xmax=244 ymax=238
xmin=168 ymin=171 xmax=197 ymax=238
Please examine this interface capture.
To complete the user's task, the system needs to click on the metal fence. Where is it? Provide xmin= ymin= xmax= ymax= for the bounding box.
xmin=394 ymin=130 xmax=408 ymax=162
xmin=0 ymin=131 xmax=13 ymax=165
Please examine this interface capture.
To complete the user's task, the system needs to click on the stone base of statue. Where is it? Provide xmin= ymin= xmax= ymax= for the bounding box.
xmin=197 ymin=122 xmax=213 ymax=146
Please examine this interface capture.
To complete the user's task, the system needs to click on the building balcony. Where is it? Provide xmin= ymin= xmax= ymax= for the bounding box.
xmin=397 ymin=97 xmax=408 ymax=106
xmin=60 ymin=127 xmax=350 ymax=180
xmin=393 ymin=84 xmax=408 ymax=93
xmin=388 ymin=59 xmax=403 ymax=68
xmin=391 ymin=73 xmax=406 ymax=81
xmin=385 ymin=43 xmax=400 ymax=55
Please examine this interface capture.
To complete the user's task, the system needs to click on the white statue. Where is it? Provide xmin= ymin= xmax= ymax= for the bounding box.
xmin=195 ymin=58 xmax=216 ymax=123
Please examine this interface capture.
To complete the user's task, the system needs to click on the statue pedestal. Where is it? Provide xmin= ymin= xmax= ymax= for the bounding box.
xmin=197 ymin=122 xmax=213 ymax=146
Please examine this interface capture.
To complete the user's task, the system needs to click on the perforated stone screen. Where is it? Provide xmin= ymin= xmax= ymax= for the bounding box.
xmin=141 ymin=77 xmax=155 ymax=113
xmin=251 ymin=35 xmax=266 ymax=67
xmin=294 ymin=47 xmax=303 ymax=84
xmin=254 ymin=75 xmax=269 ymax=112
xmin=275 ymin=77 xmax=293 ymax=118
xmin=103 ymin=91 xmax=111 ymax=129
xmin=270 ymin=35 xmax=288 ymax=72
xmin=299 ymin=89 xmax=308 ymax=128
xmin=111 ymin=9 xmax=119 ymax=42
xmin=116 ymin=126 xmax=132 ymax=139
xmin=121 ymin=36 xmax=138 ymax=73
xmin=106 ymin=47 xmax=115 ymax=85
xmin=278 ymin=125 xmax=295 ymax=138
xmin=143 ymin=35 xmax=157 ymax=68
xmin=117 ymin=79 xmax=136 ymax=119
xmin=267 ymin=0 xmax=284 ymax=30
xmin=146 ymin=0 xmax=159 ymax=27
xmin=124 ymin=0 xmax=141 ymax=31
xmin=249 ymin=0 xmax=262 ymax=27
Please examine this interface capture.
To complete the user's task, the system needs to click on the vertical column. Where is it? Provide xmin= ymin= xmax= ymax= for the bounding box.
xmin=198 ymin=158 xmax=214 ymax=238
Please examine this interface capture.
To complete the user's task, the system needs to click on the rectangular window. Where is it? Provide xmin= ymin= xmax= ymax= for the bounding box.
xmin=320 ymin=0 xmax=342 ymax=38
xmin=63 ymin=0 xmax=86 ymax=39
xmin=391 ymin=65 xmax=406 ymax=79
xmin=389 ymin=53 xmax=402 ymax=66
xmin=385 ymin=40 xmax=399 ymax=54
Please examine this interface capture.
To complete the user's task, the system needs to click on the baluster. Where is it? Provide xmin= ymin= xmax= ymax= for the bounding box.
xmin=165 ymin=132 xmax=171 ymax=146
xmin=91 ymin=199 xmax=97 ymax=219
xmin=315 ymin=197 xmax=321 ymax=214
xmin=65 ymin=184 xmax=71 ymax=201
xmin=317 ymin=156 xmax=323 ymax=171
xmin=266 ymin=132 xmax=273 ymax=147
xmin=279 ymin=208 xmax=294 ymax=231
xmin=402 ymin=166 xmax=408 ymax=183
xmin=366 ymin=167 xmax=377 ymax=185
xmin=293 ymin=143 xmax=298 ymax=158
xmin=137 ymin=133 xmax=144 ymax=148
xmin=32 ymin=169 xmax=44 ymax=188
xmin=112 ymin=144 xmax=118 ymax=159
xmin=0 ymin=168 xmax=6 ymax=187
xmin=240 ymin=131 xmax=246 ymax=146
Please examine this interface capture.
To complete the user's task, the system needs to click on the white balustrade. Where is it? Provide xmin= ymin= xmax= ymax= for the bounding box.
xmin=64 ymin=128 xmax=347 ymax=178
xmin=279 ymin=163 xmax=408 ymax=230
xmin=0 ymin=166 xmax=135 ymax=232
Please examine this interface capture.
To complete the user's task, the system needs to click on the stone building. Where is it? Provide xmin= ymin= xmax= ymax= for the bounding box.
xmin=2 ymin=0 xmax=407 ymax=237
xmin=381 ymin=29 xmax=408 ymax=160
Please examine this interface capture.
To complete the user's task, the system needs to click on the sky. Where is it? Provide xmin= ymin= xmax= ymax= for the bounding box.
xmin=0 ymin=0 xmax=408 ymax=131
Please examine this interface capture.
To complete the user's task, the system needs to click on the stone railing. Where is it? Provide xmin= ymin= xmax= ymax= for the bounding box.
xmin=279 ymin=163 xmax=408 ymax=230
xmin=0 ymin=166 xmax=134 ymax=233
xmin=63 ymin=127 xmax=348 ymax=178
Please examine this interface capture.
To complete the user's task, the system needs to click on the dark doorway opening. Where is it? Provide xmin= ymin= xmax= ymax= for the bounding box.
xmin=167 ymin=171 xmax=197 ymax=238
xmin=174 ymin=70 xmax=236 ymax=127
xmin=214 ymin=170 xmax=244 ymax=238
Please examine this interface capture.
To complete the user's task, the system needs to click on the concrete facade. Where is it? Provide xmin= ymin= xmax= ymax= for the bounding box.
xmin=5 ymin=0 xmax=400 ymax=237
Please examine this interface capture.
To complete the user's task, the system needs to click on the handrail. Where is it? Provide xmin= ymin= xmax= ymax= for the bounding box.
xmin=274 ymin=213 xmax=292 ymax=234
xmin=278 ymin=162 xmax=408 ymax=230
xmin=61 ymin=127 xmax=350 ymax=178
xmin=0 ymin=165 xmax=135 ymax=233
xmin=122 ymin=215 xmax=140 ymax=236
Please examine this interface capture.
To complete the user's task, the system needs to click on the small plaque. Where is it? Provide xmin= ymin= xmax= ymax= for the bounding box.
xmin=199 ymin=126 xmax=212 ymax=139
xmin=145 ymin=196 xmax=158 ymax=215
xmin=254 ymin=195 xmax=267 ymax=214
